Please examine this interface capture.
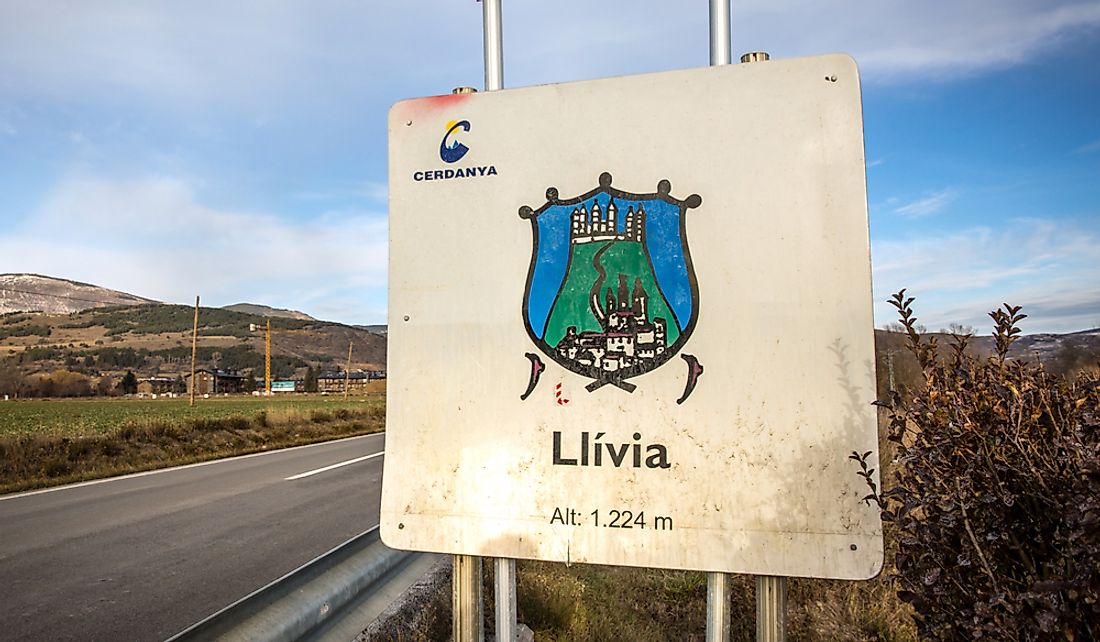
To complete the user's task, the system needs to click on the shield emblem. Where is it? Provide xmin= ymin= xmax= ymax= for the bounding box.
xmin=519 ymin=173 xmax=702 ymax=395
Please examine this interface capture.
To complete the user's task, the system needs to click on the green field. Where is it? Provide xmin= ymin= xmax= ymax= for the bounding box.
xmin=0 ymin=395 xmax=383 ymax=438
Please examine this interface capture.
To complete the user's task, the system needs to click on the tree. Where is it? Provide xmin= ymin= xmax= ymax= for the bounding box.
xmin=305 ymin=365 xmax=318 ymax=393
xmin=96 ymin=376 xmax=115 ymax=397
xmin=119 ymin=370 xmax=138 ymax=395
xmin=0 ymin=361 xmax=24 ymax=397
xmin=947 ymin=322 xmax=975 ymax=336
xmin=244 ymin=371 xmax=257 ymax=394
xmin=48 ymin=370 xmax=92 ymax=397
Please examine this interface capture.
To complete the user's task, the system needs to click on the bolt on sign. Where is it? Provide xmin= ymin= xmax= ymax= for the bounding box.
xmin=381 ymin=54 xmax=882 ymax=579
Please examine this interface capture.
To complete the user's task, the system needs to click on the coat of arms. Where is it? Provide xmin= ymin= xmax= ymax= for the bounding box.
xmin=518 ymin=173 xmax=704 ymax=402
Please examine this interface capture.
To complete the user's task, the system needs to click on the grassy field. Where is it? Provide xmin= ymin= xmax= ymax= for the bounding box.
xmin=0 ymin=394 xmax=382 ymax=438
xmin=0 ymin=394 xmax=386 ymax=494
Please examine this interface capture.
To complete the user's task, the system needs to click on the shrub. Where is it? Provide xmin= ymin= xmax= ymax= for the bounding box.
xmin=856 ymin=291 xmax=1099 ymax=640
xmin=24 ymin=370 xmax=94 ymax=397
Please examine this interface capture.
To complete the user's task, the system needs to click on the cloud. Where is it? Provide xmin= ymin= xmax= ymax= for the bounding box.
xmin=866 ymin=159 xmax=886 ymax=169
xmin=0 ymin=2 xmax=478 ymax=113
xmin=358 ymin=181 xmax=388 ymax=203
xmin=0 ymin=176 xmax=389 ymax=323
xmin=1074 ymin=138 xmax=1100 ymax=155
xmin=872 ymin=218 xmax=1100 ymax=333
xmin=507 ymin=1 xmax=1100 ymax=85
xmin=291 ymin=180 xmax=387 ymax=204
xmin=1 ymin=0 xmax=1097 ymax=117
xmin=893 ymin=188 xmax=958 ymax=218
xmin=747 ymin=0 xmax=1100 ymax=83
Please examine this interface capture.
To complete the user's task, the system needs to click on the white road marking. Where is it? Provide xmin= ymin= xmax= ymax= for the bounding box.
xmin=0 ymin=433 xmax=385 ymax=502
xmin=284 ymin=451 xmax=385 ymax=480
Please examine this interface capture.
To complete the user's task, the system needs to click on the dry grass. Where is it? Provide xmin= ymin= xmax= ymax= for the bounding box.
xmin=0 ymin=400 xmax=384 ymax=494
xmin=503 ymin=561 xmax=915 ymax=641
xmin=0 ymin=395 xmax=384 ymax=438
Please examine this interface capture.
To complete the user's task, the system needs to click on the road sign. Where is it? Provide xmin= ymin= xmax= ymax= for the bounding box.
xmin=381 ymin=54 xmax=882 ymax=579
xmin=271 ymin=381 xmax=295 ymax=393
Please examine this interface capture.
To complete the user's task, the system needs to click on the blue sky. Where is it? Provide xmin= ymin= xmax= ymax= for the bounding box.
xmin=0 ymin=1 xmax=1097 ymax=332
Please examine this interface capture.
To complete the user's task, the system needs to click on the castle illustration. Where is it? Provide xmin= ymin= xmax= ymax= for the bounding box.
xmin=555 ymin=274 xmax=667 ymax=374
xmin=569 ymin=198 xmax=646 ymax=244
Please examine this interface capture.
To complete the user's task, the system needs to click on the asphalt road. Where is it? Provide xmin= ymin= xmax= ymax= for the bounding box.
xmin=0 ymin=432 xmax=386 ymax=642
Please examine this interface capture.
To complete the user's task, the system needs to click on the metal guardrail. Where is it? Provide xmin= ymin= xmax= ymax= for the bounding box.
xmin=166 ymin=526 xmax=415 ymax=642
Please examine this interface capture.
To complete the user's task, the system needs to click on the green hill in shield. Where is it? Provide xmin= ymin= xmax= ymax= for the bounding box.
xmin=543 ymin=240 xmax=679 ymax=348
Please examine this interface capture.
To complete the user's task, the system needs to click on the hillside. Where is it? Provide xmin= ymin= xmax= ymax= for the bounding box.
xmin=222 ymin=303 xmax=316 ymax=321
xmin=0 ymin=303 xmax=386 ymax=385
xmin=0 ymin=273 xmax=156 ymax=315
xmin=874 ymin=327 xmax=1100 ymax=393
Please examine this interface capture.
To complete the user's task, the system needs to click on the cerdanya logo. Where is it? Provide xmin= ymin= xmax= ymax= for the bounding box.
xmin=439 ymin=120 xmax=471 ymax=163
xmin=412 ymin=118 xmax=497 ymax=182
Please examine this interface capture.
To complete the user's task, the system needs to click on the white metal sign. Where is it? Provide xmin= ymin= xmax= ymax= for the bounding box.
xmin=381 ymin=54 xmax=882 ymax=579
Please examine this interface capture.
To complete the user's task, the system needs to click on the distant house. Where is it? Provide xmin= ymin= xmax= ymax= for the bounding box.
xmin=317 ymin=370 xmax=379 ymax=394
xmin=137 ymin=377 xmax=176 ymax=396
xmin=185 ymin=368 xmax=246 ymax=395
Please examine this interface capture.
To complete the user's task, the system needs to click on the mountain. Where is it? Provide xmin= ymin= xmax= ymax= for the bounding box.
xmin=0 ymin=303 xmax=387 ymax=379
xmin=0 ymin=275 xmax=387 ymax=389
xmin=0 ymin=273 xmax=157 ymax=315
xmin=222 ymin=303 xmax=315 ymax=321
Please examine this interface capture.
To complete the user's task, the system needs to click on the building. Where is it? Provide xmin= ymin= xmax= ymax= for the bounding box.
xmin=185 ymin=369 xmax=246 ymax=395
xmin=555 ymin=275 xmax=667 ymax=374
xmin=317 ymin=370 xmax=380 ymax=394
xmin=137 ymin=377 xmax=176 ymax=396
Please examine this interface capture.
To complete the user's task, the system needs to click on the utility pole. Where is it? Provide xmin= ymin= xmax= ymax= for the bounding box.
xmin=344 ymin=340 xmax=352 ymax=400
xmin=265 ymin=319 xmax=272 ymax=396
xmin=189 ymin=296 xmax=199 ymax=407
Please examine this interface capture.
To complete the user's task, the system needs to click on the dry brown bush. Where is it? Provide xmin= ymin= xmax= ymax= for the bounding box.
xmin=856 ymin=291 xmax=1099 ymax=640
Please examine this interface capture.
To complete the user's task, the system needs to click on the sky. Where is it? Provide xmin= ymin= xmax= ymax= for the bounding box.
xmin=0 ymin=1 xmax=1097 ymax=333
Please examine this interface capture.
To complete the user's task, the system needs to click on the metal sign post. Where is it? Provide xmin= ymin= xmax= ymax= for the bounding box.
xmin=756 ymin=575 xmax=787 ymax=642
xmin=453 ymin=4 xmax=508 ymax=642
xmin=705 ymin=3 xmax=733 ymax=640
xmin=481 ymin=3 xmax=520 ymax=641
xmin=484 ymin=4 xmax=517 ymax=638
xmin=453 ymin=554 xmax=484 ymax=642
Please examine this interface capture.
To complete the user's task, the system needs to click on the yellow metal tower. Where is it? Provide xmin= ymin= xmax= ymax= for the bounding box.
xmin=265 ymin=319 xmax=272 ymax=396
